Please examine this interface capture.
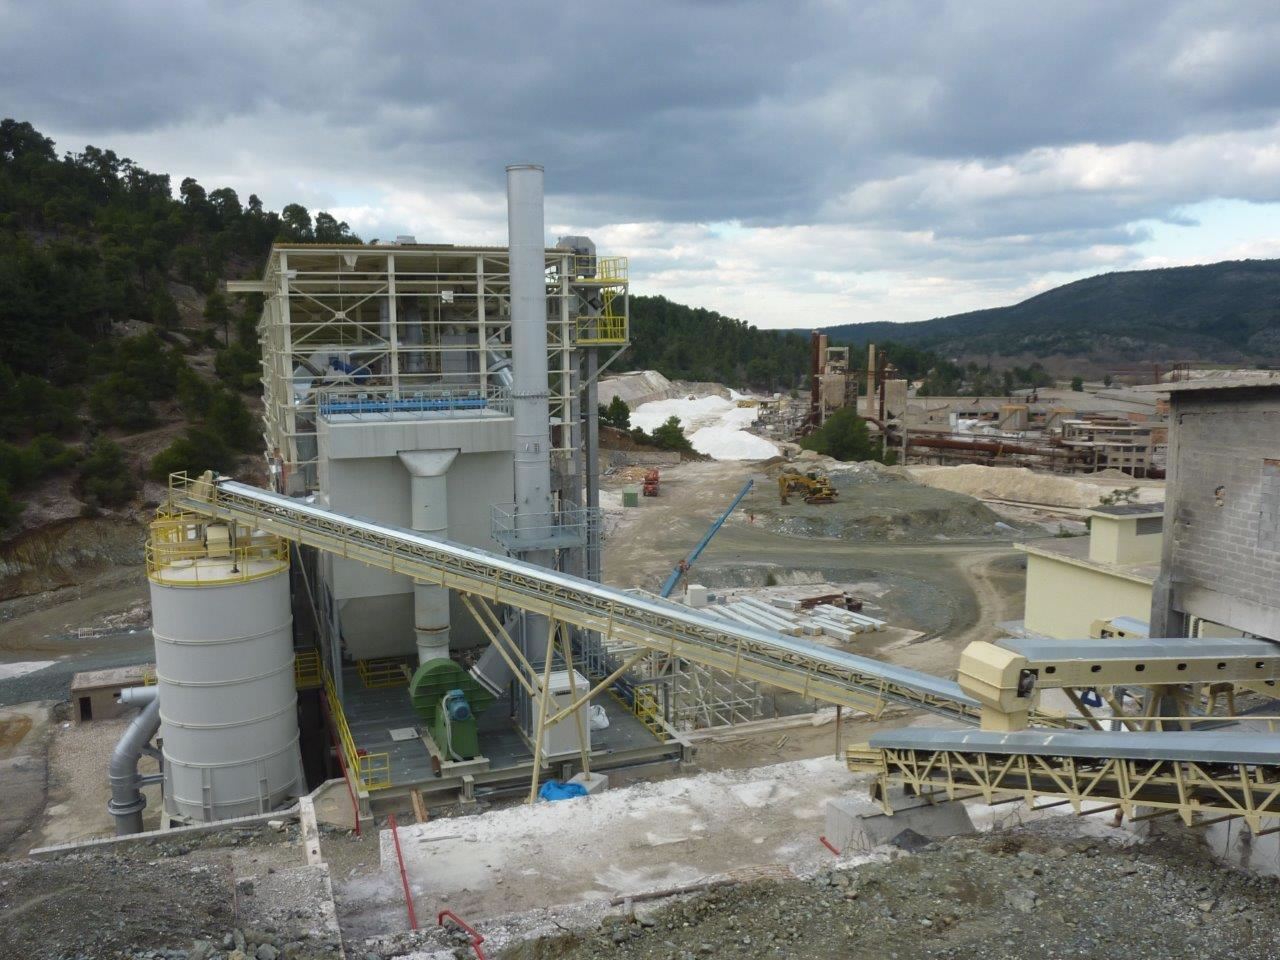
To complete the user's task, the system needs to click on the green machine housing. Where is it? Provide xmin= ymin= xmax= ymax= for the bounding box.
xmin=409 ymin=658 xmax=496 ymax=760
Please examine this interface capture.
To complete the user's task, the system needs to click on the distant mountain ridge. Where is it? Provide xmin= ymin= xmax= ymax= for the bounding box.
xmin=822 ymin=259 xmax=1280 ymax=363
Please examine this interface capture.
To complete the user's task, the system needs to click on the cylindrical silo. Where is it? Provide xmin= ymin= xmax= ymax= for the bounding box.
xmin=147 ymin=517 xmax=304 ymax=823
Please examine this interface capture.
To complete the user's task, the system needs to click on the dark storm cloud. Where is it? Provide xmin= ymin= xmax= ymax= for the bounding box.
xmin=6 ymin=0 xmax=1280 ymax=232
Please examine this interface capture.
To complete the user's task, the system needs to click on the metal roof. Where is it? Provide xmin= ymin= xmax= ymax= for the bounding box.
xmin=998 ymin=634 xmax=1280 ymax=664
xmin=1133 ymin=374 xmax=1280 ymax=395
xmin=1087 ymin=503 xmax=1165 ymax=518
xmin=868 ymin=727 xmax=1280 ymax=764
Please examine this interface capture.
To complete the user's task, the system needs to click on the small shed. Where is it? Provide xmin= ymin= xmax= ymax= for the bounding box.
xmin=70 ymin=665 xmax=152 ymax=724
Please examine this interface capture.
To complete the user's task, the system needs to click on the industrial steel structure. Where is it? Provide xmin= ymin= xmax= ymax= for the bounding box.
xmin=111 ymin=170 xmax=1280 ymax=840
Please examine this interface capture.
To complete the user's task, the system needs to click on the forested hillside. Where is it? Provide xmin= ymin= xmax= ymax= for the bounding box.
xmin=0 ymin=119 xmax=357 ymax=532
xmin=823 ymin=259 xmax=1280 ymax=364
xmin=621 ymin=295 xmax=812 ymax=389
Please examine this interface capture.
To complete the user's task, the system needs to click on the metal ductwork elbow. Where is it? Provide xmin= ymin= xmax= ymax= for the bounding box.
xmin=107 ymin=695 xmax=162 ymax=835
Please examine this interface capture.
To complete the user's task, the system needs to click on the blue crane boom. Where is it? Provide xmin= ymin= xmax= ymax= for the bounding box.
xmin=659 ymin=478 xmax=754 ymax=598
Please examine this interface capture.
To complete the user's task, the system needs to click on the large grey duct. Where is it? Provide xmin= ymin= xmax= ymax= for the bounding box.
xmin=399 ymin=450 xmax=459 ymax=664
xmin=506 ymin=164 xmax=554 ymax=662
xmin=107 ymin=694 xmax=162 ymax=835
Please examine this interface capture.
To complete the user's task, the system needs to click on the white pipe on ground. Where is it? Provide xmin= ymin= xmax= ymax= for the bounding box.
xmin=399 ymin=450 xmax=459 ymax=664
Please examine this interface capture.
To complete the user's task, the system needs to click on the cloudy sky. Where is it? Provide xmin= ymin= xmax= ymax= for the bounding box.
xmin=5 ymin=0 xmax=1280 ymax=329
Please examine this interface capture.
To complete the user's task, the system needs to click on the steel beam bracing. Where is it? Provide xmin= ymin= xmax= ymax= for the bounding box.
xmin=848 ymin=727 xmax=1280 ymax=829
xmin=168 ymin=475 xmax=981 ymax=723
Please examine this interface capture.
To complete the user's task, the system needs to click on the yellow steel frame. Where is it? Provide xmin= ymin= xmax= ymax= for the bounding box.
xmin=146 ymin=515 xmax=288 ymax=587
xmin=322 ymin=665 xmax=391 ymax=791
xmin=574 ymin=256 xmax=628 ymax=345
xmin=294 ymin=650 xmax=323 ymax=690
xmin=630 ymin=686 xmax=665 ymax=738
xmin=356 ymin=658 xmax=410 ymax=689
xmin=142 ymin=666 xmax=157 ymax=686
xmin=847 ymin=743 xmax=1280 ymax=831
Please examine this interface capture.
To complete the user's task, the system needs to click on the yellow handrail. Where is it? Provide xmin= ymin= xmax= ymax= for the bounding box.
xmin=294 ymin=650 xmax=323 ymax=690
xmin=356 ymin=658 xmax=410 ymax=689
xmin=322 ymin=666 xmax=392 ymax=791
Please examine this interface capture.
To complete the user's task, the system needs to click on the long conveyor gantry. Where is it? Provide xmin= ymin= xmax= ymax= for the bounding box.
xmin=169 ymin=474 xmax=1280 ymax=828
xmin=169 ymin=475 xmax=982 ymax=723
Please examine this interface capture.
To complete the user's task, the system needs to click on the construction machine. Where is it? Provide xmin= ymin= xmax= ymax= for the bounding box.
xmin=778 ymin=470 xmax=838 ymax=505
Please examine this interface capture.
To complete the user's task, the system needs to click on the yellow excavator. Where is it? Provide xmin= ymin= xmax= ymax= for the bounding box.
xmin=778 ymin=470 xmax=838 ymax=505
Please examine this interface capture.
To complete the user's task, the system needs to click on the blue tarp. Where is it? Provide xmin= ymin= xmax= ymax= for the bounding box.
xmin=537 ymin=780 xmax=588 ymax=802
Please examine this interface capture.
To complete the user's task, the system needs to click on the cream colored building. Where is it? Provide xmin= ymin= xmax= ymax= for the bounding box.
xmin=1016 ymin=504 xmax=1164 ymax=639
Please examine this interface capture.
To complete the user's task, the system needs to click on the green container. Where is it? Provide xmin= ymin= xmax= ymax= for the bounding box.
xmin=622 ymin=487 xmax=640 ymax=507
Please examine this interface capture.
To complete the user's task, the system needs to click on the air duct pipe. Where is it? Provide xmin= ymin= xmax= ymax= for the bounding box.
xmin=107 ymin=695 xmax=162 ymax=835
xmin=470 ymin=610 xmax=519 ymax=697
xmin=399 ymin=450 xmax=459 ymax=663
xmin=486 ymin=335 xmax=515 ymax=391
xmin=506 ymin=163 xmax=555 ymax=663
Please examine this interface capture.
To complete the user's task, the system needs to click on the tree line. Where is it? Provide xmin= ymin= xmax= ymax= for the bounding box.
xmin=0 ymin=119 xmax=357 ymax=528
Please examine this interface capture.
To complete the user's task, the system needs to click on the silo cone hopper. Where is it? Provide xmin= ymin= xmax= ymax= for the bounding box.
xmin=409 ymin=659 xmax=496 ymax=760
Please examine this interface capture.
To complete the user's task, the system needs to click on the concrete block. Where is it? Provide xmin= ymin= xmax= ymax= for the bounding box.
xmin=824 ymin=790 xmax=975 ymax=854
xmin=686 ymin=584 xmax=709 ymax=608
xmin=569 ymin=771 xmax=609 ymax=795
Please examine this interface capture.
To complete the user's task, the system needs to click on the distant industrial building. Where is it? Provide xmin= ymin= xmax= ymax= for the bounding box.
xmin=1148 ymin=375 xmax=1280 ymax=641
xmin=1016 ymin=504 xmax=1163 ymax=639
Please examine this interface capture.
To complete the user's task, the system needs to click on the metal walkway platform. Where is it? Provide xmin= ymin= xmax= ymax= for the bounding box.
xmin=341 ymin=666 xmax=677 ymax=795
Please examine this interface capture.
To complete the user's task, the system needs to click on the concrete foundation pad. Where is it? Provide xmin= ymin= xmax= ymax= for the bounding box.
xmin=824 ymin=789 xmax=975 ymax=854
xmin=569 ymin=771 xmax=609 ymax=795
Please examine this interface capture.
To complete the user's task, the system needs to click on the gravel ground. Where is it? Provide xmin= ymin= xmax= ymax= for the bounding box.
xmin=486 ymin=823 xmax=1280 ymax=960
xmin=747 ymin=467 xmax=1044 ymax=543
xmin=0 ymin=634 xmax=154 ymax=707
xmin=0 ymin=825 xmax=342 ymax=960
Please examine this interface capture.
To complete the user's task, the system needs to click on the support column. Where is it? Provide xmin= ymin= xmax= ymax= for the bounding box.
xmin=399 ymin=450 xmax=459 ymax=664
xmin=506 ymin=163 xmax=554 ymax=667
xmin=585 ymin=348 xmax=602 ymax=583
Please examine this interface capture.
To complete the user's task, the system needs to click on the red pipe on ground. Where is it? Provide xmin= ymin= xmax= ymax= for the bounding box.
xmin=819 ymin=835 xmax=841 ymax=856
xmin=389 ymin=813 xmax=418 ymax=930
xmin=439 ymin=909 xmax=488 ymax=960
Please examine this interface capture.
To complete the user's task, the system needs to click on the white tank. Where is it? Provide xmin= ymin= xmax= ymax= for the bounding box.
xmin=147 ymin=520 xmax=303 ymax=823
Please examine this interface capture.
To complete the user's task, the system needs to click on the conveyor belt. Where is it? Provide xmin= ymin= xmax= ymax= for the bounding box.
xmin=868 ymin=727 xmax=1280 ymax=765
xmin=169 ymin=476 xmax=982 ymax=723
xmin=848 ymin=726 xmax=1280 ymax=827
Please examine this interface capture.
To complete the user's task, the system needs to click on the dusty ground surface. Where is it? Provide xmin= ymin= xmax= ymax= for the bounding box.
xmin=16 ymin=713 xmax=164 ymax=853
xmin=487 ymin=824 xmax=1280 ymax=960
xmin=603 ymin=460 xmax=1030 ymax=683
xmin=0 ymin=701 xmax=53 ymax=854
xmin=0 ymin=822 xmax=341 ymax=960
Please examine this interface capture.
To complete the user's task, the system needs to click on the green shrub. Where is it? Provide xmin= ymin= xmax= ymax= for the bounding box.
xmin=208 ymin=388 xmax=258 ymax=451
xmin=214 ymin=343 xmax=261 ymax=392
xmin=77 ymin=436 xmax=136 ymax=507
xmin=0 ymin=478 xmax=23 ymax=528
xmin=650 ymin=416 xmax=693 ymax=453
xmin=800 ymin=408 xmax=883 ymax=462
xmin=150 ymin=426 xmax=233 ymax=482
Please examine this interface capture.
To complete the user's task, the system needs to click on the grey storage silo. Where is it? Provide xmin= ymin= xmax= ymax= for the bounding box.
xmin=147 ymin=518 xmax=304 ymax=822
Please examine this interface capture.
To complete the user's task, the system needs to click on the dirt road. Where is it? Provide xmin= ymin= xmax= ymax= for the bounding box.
xmin=603 ymin=460 xmax=1031 ymax=677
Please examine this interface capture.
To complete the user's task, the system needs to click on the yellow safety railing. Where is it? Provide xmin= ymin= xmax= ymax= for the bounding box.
xmin=356 ymin=658 xmax=410 ymax=689
xmin=573 ymin=255 xmax=628 ymax=282
xmin=142 ymin=666 xmax=157 ymax=686
xmin=631 ymin=687 xmax=665 ymax=738
xmin=147 ymin=514 xmax=288 ymax=587
xmin=576 ymin=289 xmax=628 ymax=345
xmin=294 ymin=650 xmax=323 ymax=690
xmin=322 ymin=666 xmax=392 ymax=791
